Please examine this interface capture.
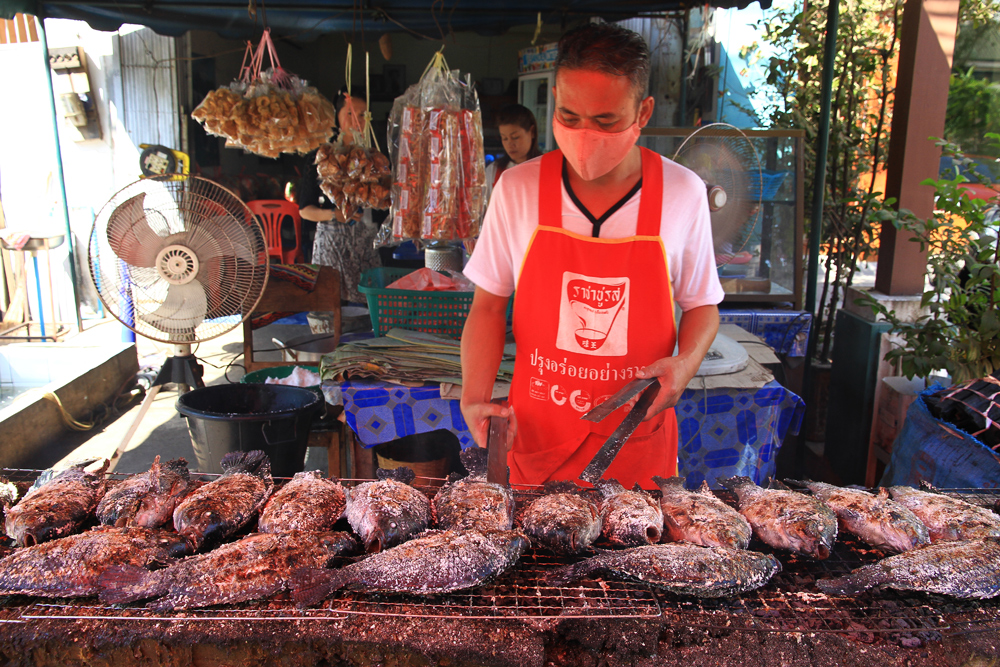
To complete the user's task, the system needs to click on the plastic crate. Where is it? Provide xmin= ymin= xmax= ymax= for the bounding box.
xmin=358 ymin=267 xmax=474 ymax=338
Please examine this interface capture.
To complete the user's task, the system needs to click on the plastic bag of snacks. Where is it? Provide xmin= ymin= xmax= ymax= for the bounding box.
xmin=191 ymin=30 xmax=337 ymax=158
xmin=313 ymin=48 xmax=394 ymax=223
xmin=387 ymin=50 xmax=486 ymax=242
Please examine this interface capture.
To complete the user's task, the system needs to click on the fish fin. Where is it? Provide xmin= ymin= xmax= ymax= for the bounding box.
xmin=594 ymin=479 xmax=625 ymax=498
xmin=149 ymin=456 xmax=162 ymax=493
xmin=652 ymin=475 xmax=685 ymax=491
xmin=97 ymin=565 xmax=153 ymax=604
xmin=875 ymin=487 xmax=890 ymax=501
xmin=290 ymin=567 xmax=344 ymax=608
xmin=376 ymin=466 xmax=415 ymax=485
xmin=816 ymin=564 xmax=887 ymax=596
xmin=220 ymin=450 xmax=272 ymax=479
xmin=918 ymin=480 xmax=939 ymax=493
xmin=719 ymin=476 xmax=752 ymax=492
xmin=768 ymin=478 xmax=793 ymax=491
xmin=783 ymin=478 xmax=811 ymax=488
xmin=459 ymin=446 xmax=488 ymax=478
xmin=696 ymin=480 xmax=714 ymax=495
xmin=162 ymin=458 xmax=191 ymax=481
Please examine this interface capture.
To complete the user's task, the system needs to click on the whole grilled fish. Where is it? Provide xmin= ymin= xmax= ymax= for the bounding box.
xmin=258 ymin=471 xmax=346 ymax=533
xmin=433 ymin=448 xmax=515 ymax=532
xmin=99 ymin=531 xmax=357 ymax=610
xmin=653 ymin=476 xmax=751 ymax=549
xmin=520 ymin=481 xmax=601 ymax=554
xmin=97 ymin=457 xmax=192 ymax=529
xmin=345 ymin=467 xmax=430 ymax=553
xmin=720 ymin=476 xmax=838 ymax=559
xmin=888 ymin=483 xmax=1000 ymax=542
xmin=818 ymin=537 xmax=1000 ymax=599
xmin=172 ymin=450 xmax=273 ymax=551
xmin=291 ymin=529 xmax=528 ymax=606
xmin=5 ymin=460 xmax=110 ymax=547
xmin=546 ymin=544 xmax=781 ymax=598
xmin=788 ymin=480 xmax=929 ymax=553
xmin=594 ymin=479 xmax=662 ymax=547
xmin=0 ymin=526 xmax=190 ymax=597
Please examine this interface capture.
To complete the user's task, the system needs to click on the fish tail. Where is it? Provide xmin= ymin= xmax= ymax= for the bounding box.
xmin=652 ymin=475 xmax=685 ymax=491
xmin=719 ymin=475 xmax=752 ymax=493
xmin=97 ymin=565 xmax=152 ymax=604
xmin=544 ymin=561 xmax=595 ymax=587
xmin=594 ymin=478 xmax=625 ymax=498
xmin=220 ymin=450 xmax=272 ymax=479
xmin=817 ymin=564 xmax=887 ymax=596
xmin=783 ymin=478 xmax=811 ymax=488
xmin=459 ymin=446 xmax=488 ymax=478
xmin=290 ymin=567 xmax=344 ymax=608
xmin=376 ymin=466 xmax=415 ymax=485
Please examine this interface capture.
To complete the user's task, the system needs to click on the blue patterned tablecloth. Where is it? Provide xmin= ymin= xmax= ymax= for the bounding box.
xmin=719 ymin=309 xmax=812 ymax=357
xmin=342 ymin=379 xmax=804 ymax=488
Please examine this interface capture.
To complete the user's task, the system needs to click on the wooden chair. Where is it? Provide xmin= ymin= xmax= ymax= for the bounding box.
xmin=242 ymin=265 xmax=341 ymax=373
xmin=247 ymin=199 xmax=304 ymax=264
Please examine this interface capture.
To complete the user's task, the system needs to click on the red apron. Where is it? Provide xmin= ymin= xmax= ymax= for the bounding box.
xmin=508 ymin=147 xmax=678 ymax=488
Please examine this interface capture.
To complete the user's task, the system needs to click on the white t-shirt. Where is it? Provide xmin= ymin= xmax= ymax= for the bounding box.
xmin=464 ymin=153 xmax=725 ymax=312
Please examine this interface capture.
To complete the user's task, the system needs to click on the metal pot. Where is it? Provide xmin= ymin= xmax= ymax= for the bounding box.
xmin=271 ymin=332 xmax=340 ymax=364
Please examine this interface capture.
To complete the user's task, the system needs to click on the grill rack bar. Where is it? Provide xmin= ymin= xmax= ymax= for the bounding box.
xmin=2 ymin=468 xmax=998 ymax=637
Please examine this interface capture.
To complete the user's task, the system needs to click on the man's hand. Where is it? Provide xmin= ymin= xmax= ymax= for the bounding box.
xmin=460 ymin=287 xmax=512 ymax=447
xmin=632 ymin=304 xmax=720 ymax=421
xmin=460 ymin=402 xmax=517 ymax=449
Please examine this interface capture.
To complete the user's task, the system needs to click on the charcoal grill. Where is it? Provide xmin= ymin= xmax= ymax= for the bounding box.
xmin=2 ymin=468 xmax=999 ymax=644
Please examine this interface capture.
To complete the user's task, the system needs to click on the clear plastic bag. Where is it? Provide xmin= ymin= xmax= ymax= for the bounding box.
xmin=190 ymin=30 xmax=337 ymax=159
xmin=388 ymin=52 xmax=486 ymax=243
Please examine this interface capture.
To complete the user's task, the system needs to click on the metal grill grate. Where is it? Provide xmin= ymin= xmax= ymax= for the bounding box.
xmin=2 ymin=468 xmax=998 ymax=636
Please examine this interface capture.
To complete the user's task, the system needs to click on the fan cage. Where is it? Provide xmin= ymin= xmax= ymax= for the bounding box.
xmin=672 ymin=124 xmax=764 ymax=266
xmin=89 ymin=177 xmax=270 ymax=344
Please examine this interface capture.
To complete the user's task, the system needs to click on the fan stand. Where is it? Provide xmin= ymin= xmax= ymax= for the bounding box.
xmin=107 ymin=343 xmax=204 ymax=473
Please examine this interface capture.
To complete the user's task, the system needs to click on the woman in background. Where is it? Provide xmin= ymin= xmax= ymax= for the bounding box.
xmin=298 ymin=89 xmax=382 ymax=304
xmin=484 ymin=104 xmax=542 ymax=205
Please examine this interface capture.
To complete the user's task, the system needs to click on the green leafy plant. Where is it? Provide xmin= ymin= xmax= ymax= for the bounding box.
xmin=944 ymin=68 xmax=1000 ymax=157
xmin=861 ymin=136 xmax=1000 ymax=383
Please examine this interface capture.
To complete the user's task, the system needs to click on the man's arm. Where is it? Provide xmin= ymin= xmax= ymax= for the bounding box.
xmin=299 ymin=205 xmax=334 ymax=223
xmin=636 ymin=304 xmax=720 ymax=420
xmin=460 ymin=287 xmax=512 ymax=447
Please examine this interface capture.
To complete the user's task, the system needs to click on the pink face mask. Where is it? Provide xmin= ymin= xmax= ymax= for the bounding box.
xmin=552 ymin=114 xmax=641 ymax=181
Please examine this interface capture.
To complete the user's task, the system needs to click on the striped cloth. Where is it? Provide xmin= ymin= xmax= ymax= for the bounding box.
xmin=251 ymin=263 xmax=320 ymax=329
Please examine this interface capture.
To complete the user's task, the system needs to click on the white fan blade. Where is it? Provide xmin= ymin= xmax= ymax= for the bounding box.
xmin=138 ymin=280 xmax=207 ymax=333
xmin=106 ymin=193 xmax=165 ymax=267
xmin=182 ymin=218 xmax=257 ymax=264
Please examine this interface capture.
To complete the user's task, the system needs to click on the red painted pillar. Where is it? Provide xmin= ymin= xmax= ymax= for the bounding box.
xmin=875 ymin=0 xmax=961 ymax=296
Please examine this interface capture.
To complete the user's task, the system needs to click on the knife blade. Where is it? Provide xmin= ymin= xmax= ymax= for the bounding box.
xmin=579 ymin=383 xmax=659 ymax=485
xmin=580 ymin=377 xmax=656 ymax=423
xmin=486 ymin=414 xmax=510 ymax=486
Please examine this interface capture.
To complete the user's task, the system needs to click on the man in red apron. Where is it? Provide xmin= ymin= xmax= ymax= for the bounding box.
xmin=461 ymin=23 xmax=723 ymax=488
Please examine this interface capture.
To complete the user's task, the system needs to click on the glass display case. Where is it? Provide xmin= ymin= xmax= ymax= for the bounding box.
xmin=639 ymin=128 xmax=805 ymax=307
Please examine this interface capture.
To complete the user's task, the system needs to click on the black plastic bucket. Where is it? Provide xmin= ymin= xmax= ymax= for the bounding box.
xmin=372 ymin=430 xmax=462 ymax=486
xmin=176 ymin=384 xmax=322 ymax=477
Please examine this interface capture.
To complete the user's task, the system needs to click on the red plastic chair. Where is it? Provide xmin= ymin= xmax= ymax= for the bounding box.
xmin=247 ymin=199 xmax=304 ymax=264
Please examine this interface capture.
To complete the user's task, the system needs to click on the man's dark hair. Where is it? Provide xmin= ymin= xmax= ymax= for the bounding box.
xmin=555 ymin=23 xmax=650 ymax=100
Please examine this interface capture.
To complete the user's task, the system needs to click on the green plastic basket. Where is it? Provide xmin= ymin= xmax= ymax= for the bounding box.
xmin=358 ymin=267 xmax=474 ymax=338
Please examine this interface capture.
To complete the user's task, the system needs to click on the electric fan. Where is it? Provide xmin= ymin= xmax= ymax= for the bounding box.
xmin=672 ymin=124 xmax=766 ymax=377
xmin=673 ymin=123 xmax=764 ymax=270
xmin=88 ymin=175 xmax=269 ymax=470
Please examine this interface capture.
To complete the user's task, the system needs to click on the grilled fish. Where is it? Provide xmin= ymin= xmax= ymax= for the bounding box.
xmin=653 ymin=476 xmax=751 ymax=549
xmin=433 ymin=448 xmax=515 ymax=532
xmin=258 ymin=471 xmax=347 ymax=533
xmin=720 ymin=476 xmax=838 ymax=559
xmin=345 ymin=467 xmax=430 ymax=553
xmin=594 ymin=479 xmax=662 ymax=547
xmin=888 ymin=483 xmax=1000 ymax=542
xmin=172 ymin=451 xmax=273 ymax=551
xmin=99 ymin=531 xmax=358 ymax=610
xmin=97 ymin=457 xmax=192 ymax=529
xmin=291 ymin=529 xmax=528 ymax=606
xmin=5 ymin=460 xmax=109 ymax=547
xmin=0 ymin=526 xmax=190 ymax=597
xmin=520 ymin=481 xmax=601 ymax=554
xmin=788 ymin=480 xmax=929 ymax=553
xmin=818 ymin=537 xmax=1000 ymax=599
xmin=546 ymin=544 xmax=781 ymax=598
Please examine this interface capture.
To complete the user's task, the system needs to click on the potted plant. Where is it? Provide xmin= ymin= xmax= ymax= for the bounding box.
xmin=860 ymin=135 xmax=999 ymax=384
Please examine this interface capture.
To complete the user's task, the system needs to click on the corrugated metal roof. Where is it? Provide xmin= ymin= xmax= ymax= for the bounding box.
xmin=1 ymin=0 xmax=770 ymax=38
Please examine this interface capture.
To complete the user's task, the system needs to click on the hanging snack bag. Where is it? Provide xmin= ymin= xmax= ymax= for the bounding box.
xmin=191 ymin=30 xmax=337 ymax=158
xmin=387 ymin=51 xmax=486 ymax=242
xmin=313 ymin=49 xmax=393 ymax=223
